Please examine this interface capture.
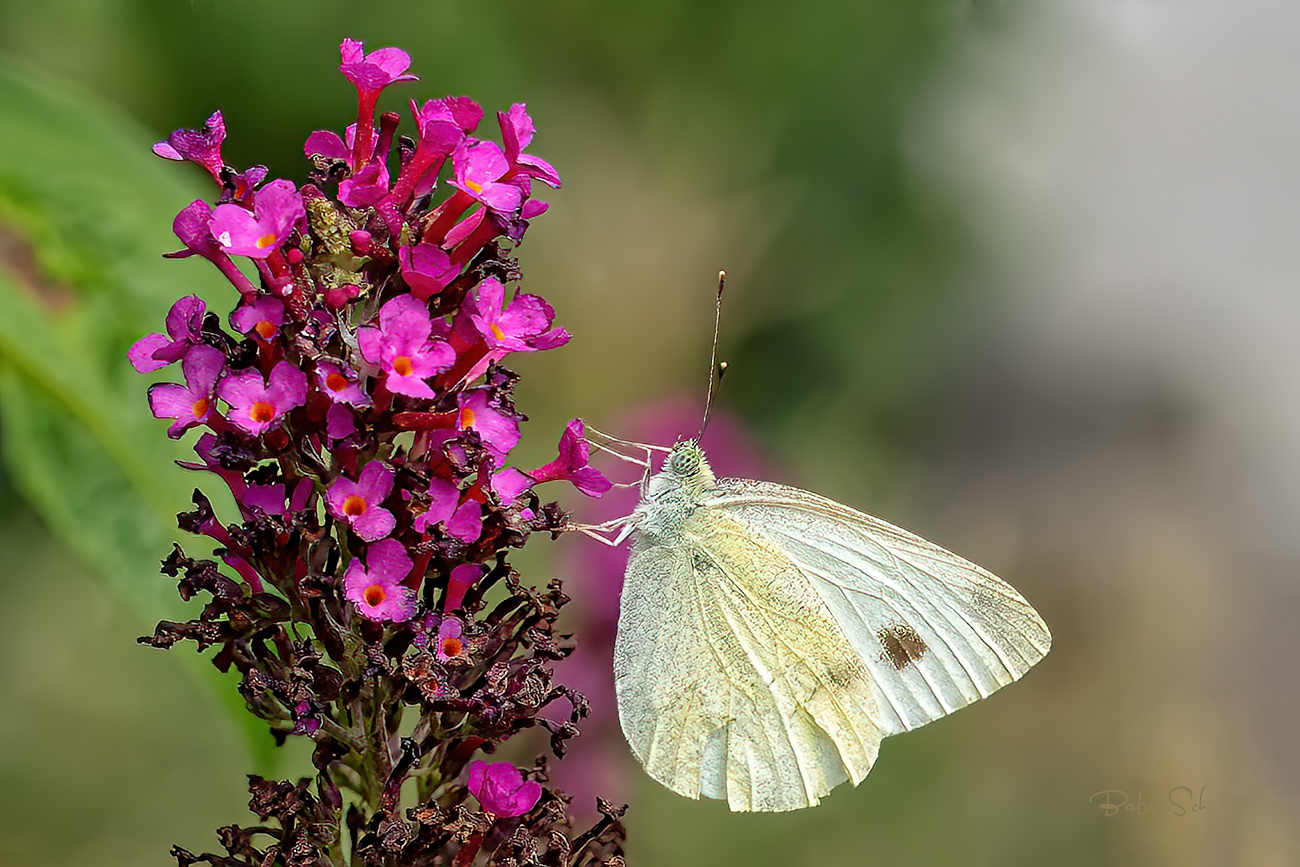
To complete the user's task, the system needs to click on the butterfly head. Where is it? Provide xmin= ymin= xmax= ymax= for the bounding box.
xmin=663 ymin=439 xmax=716 ymax=500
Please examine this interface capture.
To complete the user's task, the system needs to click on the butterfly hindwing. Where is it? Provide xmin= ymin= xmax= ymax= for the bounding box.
xmin=709 ymin=478 xmax=1052 ymax=736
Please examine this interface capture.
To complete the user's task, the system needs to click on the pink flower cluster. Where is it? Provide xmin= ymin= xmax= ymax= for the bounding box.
xmin=134 ymin=38 xmax=609 ymax=634
xmin=134 ymin=39 xmax=627 ymax=864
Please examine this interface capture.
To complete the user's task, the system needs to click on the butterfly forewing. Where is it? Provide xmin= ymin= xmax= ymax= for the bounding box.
xmin=616 ymin=507 xmax=884 ymax=811
xmin=708 ymin=478 xmax=1052 ymax=736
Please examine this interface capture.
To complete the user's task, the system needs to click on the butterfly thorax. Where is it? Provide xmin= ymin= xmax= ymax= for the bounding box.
xmin=628 ymin=440 xmax=717 ymax=544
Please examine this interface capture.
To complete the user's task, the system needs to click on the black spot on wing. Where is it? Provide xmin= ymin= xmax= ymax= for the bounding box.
xmin=877 ymin=623 xmax=928 ymax=671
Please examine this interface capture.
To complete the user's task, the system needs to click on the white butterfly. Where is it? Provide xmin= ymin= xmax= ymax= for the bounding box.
xmin=593 ymin=438 xmax=1051 ymax=812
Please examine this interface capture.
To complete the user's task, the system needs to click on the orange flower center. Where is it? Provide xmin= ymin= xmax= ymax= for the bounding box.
xmin=363 ymin=584 xmax=387 ymax=607
xmin=343 ymin=494 xmax=368 ymax=517
xmin=191 ymin=397 xmax=209 ymax=418
xmin=256 ymin=232 xmax=278 ymax=250
xmin=254 ymin=320 xmax=276 ymax=339
xmin=465 ymin=179 xmax=484 ymax=194
xmin=392 ymin=355 xmax=414 ymax=377
xmin=489 ymin=323 xmax=505 ymax=341
xmin=250 ymin=401 xmax=275 ymax=423
xmin=441 ymin=637 xmax=464 ymax=657
xmin=459 ymin=407 xmax=476 ymax=429
xmin=325 ymin=372 xmax=349 ymax=392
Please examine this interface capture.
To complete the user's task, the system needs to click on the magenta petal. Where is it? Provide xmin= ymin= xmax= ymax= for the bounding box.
xmin=244 ymin=484 xmax=287 ymax=516
xmin=352 ymin=507 xmax=396 ymax=542
xmin=399 ymin=241 xmax=458 ymax=298
xmin=384 ymin=369 xmax=439 ymax=399
xmin=325 ymin=476 xmax=360 ymax=519
xmin=518 ymin=154 xmax=562 ymax=188
xmin=210 ymin=204 xmax=271 ymax=256
xmin=458 ymin=139 xmax=509 ymax=183
xmin=571 ymin=466 xmax=612 ymax=498
xmin=458 ymin=391 xmax=520 ymax=459
xmin=339 ymin=159 xmax=391 ymax=207
xmin=128 ymin=333 xmax=172 ymax=372
xmin=378 ymin=294 xmax=433 ymax=343
xmin=357 ymin=326 xmax=384 ymax=364
xmin=358 ymin=461 xmax=395 ymax=500
xmin=304 ymin=129 xmax=349 ymax=161
xmin=467 ymin=761 xmax=541 ymax=816
xmin=170 ymin=200 xmax=221 ymax=257
xmin=414 ymin=478 xmax=459 ymax=533
xmin=326 ymin=404 xmax=357 ymax=440
xmin=446 ymin=500 xmax=482 ymax=543
xmin=182 ymin=344 xmax=226 ymax=391
xmin=148 ymin=382 xmax=198 ymax=420
xmin=230 ymin=297 xmax=285 ymax=336
xmin=491 ymin=468 xmax=533 ymax=505
xmin=166 ymin=295 xmax=207 ymax=340
xmin=475 ymin=182 xmax=522 ymax=214
xmin=443 ymin=207 xmax=486 ymax=250
xmin=216 ymin=367 xmax=264 ymax=407
xmin=366 ymin=538 xmax=413 ymax=583
xmin=445 ymin=97 xmax=483 ymax=133
xmin=265 ymin=362 xmax=308 ymax=411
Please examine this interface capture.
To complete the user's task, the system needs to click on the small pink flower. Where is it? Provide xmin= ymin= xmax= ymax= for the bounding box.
xmin=217 ymin=361 xmax=307 ymax=436
xmin=315 ymin=360 xmax=371 ymax=407
xmin=435 ymin=617 xmax=466 ymax=660
xmin=466 ymin=761 xmax=542 ymax=817
xmin=146 ymin=344 xmax=225 ymax=438
xmin=230 ymin=296 xmax=285 ymax=340
xmin=456 ymin=389 xmax=520 ymax=462
xmin=463 ymin=277 xmax=570 ymax=354
xmin=163 ymin=201 xmax=259 ymax=295
xmin=152 ymin=111 xmax=226 ymax=183
xmin=344 ymin=539 xmax=416 ymax=623
xmin=398 ymin=241 xmax=459 ymax=300
xmin=450 ymin=139 xmax=522 ymax=215
xmin=128 ymin=295 xmax=206 ymax=373
xmin=357 ymin=295 xmax=455 ymax=398
xmin=326 ymin=461 xmax=396 ymax=541
xmin=411 ymin=478 xmax=481 ymax=542
xmin=339 ymin=38 xmax=418 ymax=92
xmin=210 ymin=179 xmax=306 ymax=259
xmin=530 ymin=419 xmax=611 ymax=498
xmin=412 ymin=477 xmax=459 ymax=534
xmin=498 ymin=103 xmax=561 ymax=189
xmin=339 ymin=158 xmax=391 ymax=208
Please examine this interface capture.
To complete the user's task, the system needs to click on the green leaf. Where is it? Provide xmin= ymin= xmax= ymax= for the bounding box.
xmin=0 ymin=58 xmax=276 ymax=769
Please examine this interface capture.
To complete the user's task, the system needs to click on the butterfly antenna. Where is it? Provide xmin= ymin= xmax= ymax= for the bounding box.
xmin=700 ymin=270 xmax=727 ymax=438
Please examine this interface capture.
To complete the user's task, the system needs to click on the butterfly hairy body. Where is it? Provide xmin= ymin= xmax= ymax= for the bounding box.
xmin=613 ymin=440 xmax=1051 ymax=812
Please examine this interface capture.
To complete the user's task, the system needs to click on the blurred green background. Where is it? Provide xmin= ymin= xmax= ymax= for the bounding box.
xmin=2 ymin=0 xmax=1296 ymax=865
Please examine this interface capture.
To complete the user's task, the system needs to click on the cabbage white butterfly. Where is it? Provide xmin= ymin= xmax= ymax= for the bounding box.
xmin=588 ymin=275 xmax=1051 ymax=812
xmin=606 ymin=439 xmax=1050 ymax=811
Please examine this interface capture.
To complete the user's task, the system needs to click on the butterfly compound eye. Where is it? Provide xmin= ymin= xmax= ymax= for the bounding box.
xmin=668 ymin=446 xmax=699 ymax=476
